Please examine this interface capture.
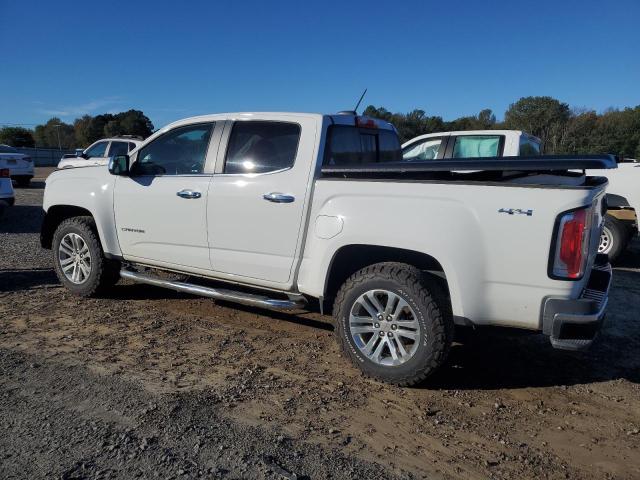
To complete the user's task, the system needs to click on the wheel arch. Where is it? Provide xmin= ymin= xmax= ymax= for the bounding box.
xmin=41 ymin=205 xmax=95 ymax=249
xmin=323 ymin=244 xmax=451 ymax=312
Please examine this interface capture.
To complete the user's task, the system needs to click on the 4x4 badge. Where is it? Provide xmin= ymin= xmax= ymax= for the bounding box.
xmin=498 ymin=208 xmax=533 ymax=216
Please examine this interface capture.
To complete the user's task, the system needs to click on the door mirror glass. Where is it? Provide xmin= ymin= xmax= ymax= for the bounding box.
xmin=109 ymin=155 xmax=129 ymax=176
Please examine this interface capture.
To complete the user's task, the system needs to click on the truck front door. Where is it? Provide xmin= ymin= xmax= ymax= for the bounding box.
xmin=113 ymin=122 xmax=221 ymax=270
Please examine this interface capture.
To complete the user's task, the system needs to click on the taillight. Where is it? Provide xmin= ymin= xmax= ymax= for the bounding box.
xmin=23 ymin=156 xmax=32 ymax=163
xmin=0 ymin=169 xmax=9 ymax=178
xmin=551 ymin=206 xmax=593 ymax=279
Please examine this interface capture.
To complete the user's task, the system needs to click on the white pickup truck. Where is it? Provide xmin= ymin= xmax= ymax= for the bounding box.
xmin=41 ymin=112 xmax=614 ymax=386
xmin=402 ymin=130 xmax=639 ymax=260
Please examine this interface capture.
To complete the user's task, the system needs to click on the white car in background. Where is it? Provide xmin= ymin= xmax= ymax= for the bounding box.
xmin=0 ymin=162 xmax=16 ymax=218
xmin=0 ymin=144 xmax=34 ymax=187
xmin=57 ymin=136 xmax=142 ymax=169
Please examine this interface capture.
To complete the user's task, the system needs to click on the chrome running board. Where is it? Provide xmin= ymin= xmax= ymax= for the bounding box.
xmin=120 ymin=269 xmax=307 ymax=310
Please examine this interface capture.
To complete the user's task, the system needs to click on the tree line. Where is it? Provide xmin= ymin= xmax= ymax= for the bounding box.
xmin=364 ymin=96 xmax=640 ymax=158
xmin=0 ymin=110 xmax=154 ymax=149
xmin=2 ymin=97 xmax=639 ymax=158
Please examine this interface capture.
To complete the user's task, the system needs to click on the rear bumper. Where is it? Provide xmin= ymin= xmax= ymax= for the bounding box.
xmin=542 ymin=254 xmax=612 ymax=351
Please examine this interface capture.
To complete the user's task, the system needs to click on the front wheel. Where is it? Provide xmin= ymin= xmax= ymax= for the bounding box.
xmin=333 ymin=262 xmax=453 ymax=386
xmin=52 ymin=216 xmax=120 ymax=296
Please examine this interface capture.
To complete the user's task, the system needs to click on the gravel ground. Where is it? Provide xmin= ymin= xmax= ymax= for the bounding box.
xmin=0 ymin=169 xmax=639 ymax=479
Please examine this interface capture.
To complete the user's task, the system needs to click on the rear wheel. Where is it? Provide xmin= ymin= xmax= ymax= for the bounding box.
xmin=52 ymin=216 xmax=120 ymax=296
xmin=599 ymin=215 xmax=627 ymax=262
xmin=333 ymin=262 xmax=453 ymax=386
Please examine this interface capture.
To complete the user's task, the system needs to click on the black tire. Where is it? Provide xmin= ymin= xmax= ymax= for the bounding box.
xmin=15 ymin=176 xmax=31 ymax=187
xmin=333 ymin=262 xmax=453 ymax=386
xmin=52 ymin=216 xmax=120 ymax=296
xmin=600 ymin=215 xmax=627 ymax=263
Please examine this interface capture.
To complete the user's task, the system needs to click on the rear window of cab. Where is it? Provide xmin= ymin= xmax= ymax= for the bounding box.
xmin=324 ymin=126 xmax=401 ymax=166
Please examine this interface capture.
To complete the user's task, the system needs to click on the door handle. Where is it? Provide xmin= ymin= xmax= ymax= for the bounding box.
xmin=263 ymin=192 xmax=295 ymax=203
xmin=176 ymin=189 xmax=202 ymax=199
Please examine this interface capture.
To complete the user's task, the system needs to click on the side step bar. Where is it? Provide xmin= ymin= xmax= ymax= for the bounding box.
xmin=120 ymin=269 xmax=307 ymax=310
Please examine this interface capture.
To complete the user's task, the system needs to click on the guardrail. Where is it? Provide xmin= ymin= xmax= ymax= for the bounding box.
xmin=14 ymin=147 xmax=76 ymax=167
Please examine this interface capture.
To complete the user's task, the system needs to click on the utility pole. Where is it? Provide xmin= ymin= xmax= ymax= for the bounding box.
xmin=54 ymin=124 xmax=62 ymax=150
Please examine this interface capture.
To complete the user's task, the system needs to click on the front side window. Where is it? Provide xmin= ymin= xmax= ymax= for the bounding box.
xmin=224 ymin=121 xmax=300 ymax=174
xmin=324 ymin=126 xmax=401 ymax=166
xmin=108 ymin=141 xmax=129 ymax=157
xmin=85 ymin=141 xmax=108 ymax=158
xmin=133 ymin=123 xmax=214 ymax=176
xmin=452 ymin=135 xmax=501 ymax=158
xmin=128 ymin=142 xmax=138 ymax=152
xmin=402 ymin=138 xmax=443 ymax=161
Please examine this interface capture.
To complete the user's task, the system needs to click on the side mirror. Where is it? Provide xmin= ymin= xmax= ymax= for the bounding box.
xmin=108 ymin=155 xmax=130 ymax=176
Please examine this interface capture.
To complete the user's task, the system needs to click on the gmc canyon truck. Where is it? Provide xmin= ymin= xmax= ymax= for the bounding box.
xmin=402 ymin=130 xmax=638 ymax=261
xmin=41 ymin=112 xmax=614 ymax=386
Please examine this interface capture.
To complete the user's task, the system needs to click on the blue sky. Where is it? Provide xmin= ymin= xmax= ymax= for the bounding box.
xmin=1 ymin=0 xmax=638 ymax=130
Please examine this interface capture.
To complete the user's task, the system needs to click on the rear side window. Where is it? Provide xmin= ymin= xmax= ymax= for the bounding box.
xmin=324 ymin=126 xmax=401 ymax=166
xmin=519 ymin=137 xmax=541 ymax=156
xmin=128 ymin=142 xmax=137 ymax=152
xmin=224 ymin=121 xmax=301 ymax=174
xmin=402 ymin=138 xmax=443 ymax=161
xmin=452 ymin=135 xmax=501 ymax=158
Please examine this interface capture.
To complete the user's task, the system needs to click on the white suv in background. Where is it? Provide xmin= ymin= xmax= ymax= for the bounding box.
xmin=0 ymin=144 xmax=34 ymax=187
xmin=57 ymin=137 xmax=143 ymax=169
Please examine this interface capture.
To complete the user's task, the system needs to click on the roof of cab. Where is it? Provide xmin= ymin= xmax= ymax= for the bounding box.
xmin=153 ymin=112 xmax=396 ymax=138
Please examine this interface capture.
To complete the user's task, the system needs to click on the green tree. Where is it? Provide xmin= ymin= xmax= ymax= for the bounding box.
xmin=593 ymin=107 xmax=640 ymax=159
xmin=33 ymin=118 xmax=75 ymax=149
xmin=0 ymin=127 xmax=35 ymax=147
xmin=73 ymin=110 xmax=154 ymax=147
xmin=111 ymin=109 xmax=154 ymax=138
xmin=73 ymin=115 xmax=94 ymax=147
xmin=504 ymin=96 xmax=571 ymax=153
xmin=363 ymin=105 xmax=445 ymax=143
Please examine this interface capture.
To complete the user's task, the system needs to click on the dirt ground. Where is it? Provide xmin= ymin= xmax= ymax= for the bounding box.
xmin=0 ymin=168 xmax=639 ymax=479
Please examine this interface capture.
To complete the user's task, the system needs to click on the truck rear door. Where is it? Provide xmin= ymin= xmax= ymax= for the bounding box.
xmin=207 ymin=116 xmax=318 ymax=286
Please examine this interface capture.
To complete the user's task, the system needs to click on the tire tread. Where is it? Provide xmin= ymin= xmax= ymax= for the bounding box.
xmin=52 ymin=216 xmax=120 ymax=297
xmin=333 ymin=262 xmax=453 ymax=387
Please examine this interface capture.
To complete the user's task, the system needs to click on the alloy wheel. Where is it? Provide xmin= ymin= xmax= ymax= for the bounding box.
xmin=349 ymin=289 xmax=421 ymax=366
